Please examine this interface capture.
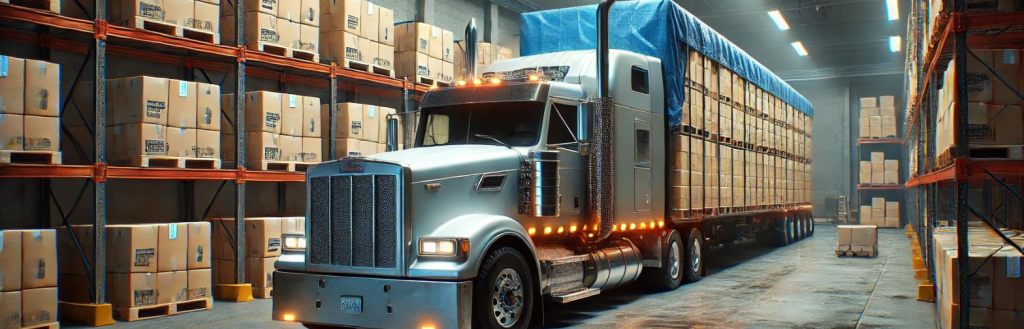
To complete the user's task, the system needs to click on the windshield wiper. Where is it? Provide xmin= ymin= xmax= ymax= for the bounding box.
xmin=474 ymin=134 xmax=512 ymax=149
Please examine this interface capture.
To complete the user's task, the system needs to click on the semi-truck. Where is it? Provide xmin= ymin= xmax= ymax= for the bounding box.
xmin=273 ymin=1 xmax=814 ymax=328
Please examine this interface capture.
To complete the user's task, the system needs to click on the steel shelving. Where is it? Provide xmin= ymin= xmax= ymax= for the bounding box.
xmin=904 ymin=0 xmax=1024 ymax=327
xmin=0 ymin=2 xmax=426 ymax=324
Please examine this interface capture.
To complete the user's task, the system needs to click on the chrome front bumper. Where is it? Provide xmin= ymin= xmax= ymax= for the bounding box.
xmin=272 ymin=271 xmax=472 ymax=329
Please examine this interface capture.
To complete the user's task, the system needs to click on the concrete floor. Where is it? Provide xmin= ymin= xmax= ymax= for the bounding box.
xmin=69 ymin=224 xmax=935 ymax=329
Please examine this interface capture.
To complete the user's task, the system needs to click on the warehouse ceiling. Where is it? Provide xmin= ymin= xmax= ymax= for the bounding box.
xmin=522 ymin=0 xmax=911 ymax=81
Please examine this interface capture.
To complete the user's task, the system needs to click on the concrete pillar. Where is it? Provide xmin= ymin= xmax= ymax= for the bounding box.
xmin=417 ymin=0 xmax=434 ymax=23
xmin=484 ymin=2 xmax=499 ymax=43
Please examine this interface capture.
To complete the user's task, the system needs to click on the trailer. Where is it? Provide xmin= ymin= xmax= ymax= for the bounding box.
xmin=273 ymin=1 xmax=813 ymax=328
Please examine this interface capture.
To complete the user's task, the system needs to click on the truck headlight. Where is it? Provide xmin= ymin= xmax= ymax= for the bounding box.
xmin=283 ymin=234 xmax=307 ymax=251
xmin=418 ymin=238 xmax=469 ymax=257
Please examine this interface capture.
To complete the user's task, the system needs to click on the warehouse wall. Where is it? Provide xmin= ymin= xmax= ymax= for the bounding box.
xmin=369 ymin=0 xmax=520 ymax=54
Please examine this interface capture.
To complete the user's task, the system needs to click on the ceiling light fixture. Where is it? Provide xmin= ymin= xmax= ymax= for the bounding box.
xmin=886 ymin=0 xmax=899 ymax=21
xmin=791 ymin=41 xmax=808 ymax=56
xmin=767 ymin=10 xmax=790 ymax=30
xmin=890 ymin=36 xmax=901 ymax=52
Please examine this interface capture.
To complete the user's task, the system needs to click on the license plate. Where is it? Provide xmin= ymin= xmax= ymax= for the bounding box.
xmin=339 ymin=296 xmax=363 ymax=314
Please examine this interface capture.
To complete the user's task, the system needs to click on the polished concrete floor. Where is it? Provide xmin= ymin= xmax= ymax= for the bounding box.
xmin=70 ymin=224 xmax=936 ymax=329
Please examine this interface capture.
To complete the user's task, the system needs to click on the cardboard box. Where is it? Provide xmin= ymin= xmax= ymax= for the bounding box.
xmin=442 ymin=29 xmax=454 ymax=62
xmin=300 ymin=0 xmax=319 ymax=26
xmin=359 ymin=36 xmax=377 ymax=65
xmin=247 ymin=257 xmax=276 ymax=288
xmin=377 ymin=106 xmax=396 ymax=143
xmin=477 ymin=42 xmax=492 ymax=65
xmin=21 ymin=230 xmax=57 ymax=289
xmin=378 ymin=6 xmax=393 ymax=46
xmin=187 ymin=269 xmax=212 ymax=300
xmin=164 ymin=0 xmax=195 ymax=27
xmin=360 ymin=0 xmax=379 ymax=41
xmin=106 ymin=272 xmax=157 ymax=308
xmin=23 ymin=59 xmax=60 ymax=117
xmin=859 ymin=171 xmax=871 ymax=185
xmin=322 ymin=0 xmax=360 ymax=34
xmin=376 ymin=142 xmax=385 ymax=154
xmin=278 ymin=17 xmax=301 ymax=49
xmin=858 ymin=117 xmax=869 ymax=138
xmin=280 ymin=134 xmax=302 ymax=161
xmin=0 ymin=113 xmax=24 ymax=151
xmin=969 ymin=104 xmax=1024 ymax=145
xmin=302 ymin=137 xmax=322 ymax=162
xmin=187 ymin=222 xmax=212 ymax=269
xmin=299 ymin=23 xmax=318 ymax=52
xmin=243 ymin=12 xmax=279 ymax=46
xmin=106 ymin=225 xmax=158 ymax=273
xmin=246 ymin=131 xmax=281 ymax=162
xmin=0 ymin=56 xmax=25 ymax=115
xmin=245 ymin=91 xmax=282 ymax=134
xmin=871 ymin=152 xmax=885 ymax=163
xmin=20 ymin=287 xmax=56 ymax=327
xmin=359 ymin=140 xmax=376 ymax=156
xmin=881 ymin=125 xmax=897 ymax=138
xmin=884 ymin=217 xmax=898 ymax=228
xmin=374 ymin=43 xmax=394 ymax=72
xmin=196 ymin=83 xmax=220 ymax=131
xmin=429 ymin=56 xmax=443 ymax=85
xmin=885 ymin=201 xmax=900 ymax=217
xmin=111 ymin=76 xmax=169 ymax=125
xmin=277 ymin=0 xmax=300 ymax=22
xmin=440 ymin=61 xmax=454 ymax=84
xmin=966 ymin=50 xmax=995 ymax=103
xmin=428 ymin=26 xmax=442 ymax=59
xmin=302 ymin=96 xmax=321 ymax=138
xmin=361 ymin=104 xmax=380 ymax=142
xmin=157 ymin=223 xmax=189 ymax=272
xmin=993 ymin=49 xmax=1021 ymax=105
xmin=880 ymin=106 xmax=896 ymax=117
xmin=22 ymin=115 xmax=59 ymax=151
xmin=884 ymin=170 xmax=898 ymax=184
xmin=325 ymin=103 xmax=362 ymax=139
xmin=166 ymin=126 xmax=197 ymax=157
xmin=336 ymin=137 xmax=361 ymax=157
xmin=860 ymin=97 xmax=877 ymax=108
xmin=397 ymin=22 xmax=430 ymax=54
xmin=884 ymin=159 xmax=898 ymax=171
xmin=852 ymin=225 xmax=877 ymax=246
xmin=324 ymin=31 xmax=363 ymax=62
xmin=243 ymin=0 xmax=276 ymax=15
xmin=396 ymin=51 xmax=430 ymax=78
xmin=196 ymin=128 xmax=219 ymax=159
xmin=192 ymin=1 xmax=219 ymax=33
xmin=0 ymin=231 xmax=22 ymax=292
xmin=246 ymin=218 xmax=282 ymax=257
xmin=879 ymin=95 xmax=895 ymax=107
xmin=156 ymin=271 xmax=188 ymax=304
xmin=281 ymin=217 xmax=305 ymax=235
xmin=0 ymin=291 xmax=20 ymax=328
xmin=280 ymin=94 xmax=303 ymax=137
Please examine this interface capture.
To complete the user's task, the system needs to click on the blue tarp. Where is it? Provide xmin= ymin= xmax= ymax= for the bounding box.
xmin=520 ymin=0 xmax=814 ymax=126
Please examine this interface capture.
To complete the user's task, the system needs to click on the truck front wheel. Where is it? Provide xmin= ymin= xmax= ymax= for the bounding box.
xmin=641 ymin=230 xmax=684 ymax=291
xmin=474 ymin=247 xmax=535 ymax=329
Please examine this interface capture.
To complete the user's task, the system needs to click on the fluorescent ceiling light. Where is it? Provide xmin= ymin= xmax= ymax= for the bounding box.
xmin=791 ymin=41 xmax=808 ymax=56
xmin=887 ymin=0 xmax=899 ymax=21
xmin=768 ymin=10 xmax=790 ymax=30
xmin=890 ymin=36 xmax=901 ymax=52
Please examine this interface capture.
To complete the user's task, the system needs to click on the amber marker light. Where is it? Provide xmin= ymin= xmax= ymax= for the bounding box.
xmin=528 ymin=228 xmax=536 ymax=236
xmin=472 ymin=78 xmax=482 ymax=85
xmin=528 ymin=75 xmax=540 ymax=81
xmin=649 ymin=221 xmax=655 ymax=229
xmin=544 ymin=227 xmax=552 ymax=235
xmin=639 ymin=223 xmax=647 ymax=229
xmin=490 ymin=78 xmax=501 ymax=85
xmin=557 ymin=227 xmax=564 ymax=234
xmin=569 ymin=225 xmax=577 ymax=233
xmin=629 ymin=223 xmax=636 ymax=230
xmin=456 ymin=80 xmax=467 ymax=86
xmin=620 ymin=223 xmax=627 ymax=231
xmin=658 ymin=220 xmax=665 ymax=228
xmin=283 ymin=314 xmax=296 ymax=322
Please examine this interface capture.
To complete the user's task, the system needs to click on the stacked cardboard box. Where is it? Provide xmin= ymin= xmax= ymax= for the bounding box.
xmin=836 ymin=225 xmax=877 ymax=256
xmin=222 ymin=0 xmax=317 ymax=56
xmin=859 ymin=197 xmax=899 ymax=228
xmin=221 ymin=91 xmax=322 ymax=167
xmin=209 ymin=217 xmax=304 ymax=298
xmin=0 ymin=56 xmax=62 ymax=155
xmin=933 ymin=226 xmax=1024 ymax=329
xmin=326 ymin=102 xmax=401 ymax=156
xmin=395 ymin=22 xmax=454 ymax=84
xmin=110 ymin=0 xmax=220 ymax=39
xmin=859 ymin=152 xmax=899 ymax=186
xmin=859 ymin=96 xmax=899 ymax=139
xmin=0 ymin=230 xmax=59 ymax=328
xmin=57 ymin=224 xmax=212 ymax=311
xmin=105 ymin=76 xmax=221 ymax=163
xmin=318 ymin=0 xmax=394 ymax=72
xmin=451 ymin=40 xmax=517 ymax=80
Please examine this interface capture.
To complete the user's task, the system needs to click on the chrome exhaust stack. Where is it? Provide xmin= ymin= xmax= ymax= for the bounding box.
xmin=465 ymin=19 xmax=478 ymax=79
xmin=587 ymin=0 xmax=619 ymax=241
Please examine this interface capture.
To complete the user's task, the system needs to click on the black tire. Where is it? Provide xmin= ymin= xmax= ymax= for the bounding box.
xmin=770 ymin=217 xmax=791 ymax=247
xmin=641 ymin=230 xmax=684 ymax=291
xmin=788 ymin=216 xmax=798 ymax=244
xmin=473 ymin=247 xmax=534 ymax=329
xmin=797 ymin=215 xmax=806 ymax=240
xmin=808 ymin=214 xmax=815 ymax=237
xmin=682 ymin=228 xmax=704 ymax=283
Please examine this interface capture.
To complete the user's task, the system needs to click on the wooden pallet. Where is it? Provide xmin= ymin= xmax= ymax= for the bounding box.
xmin=247 ymin=160 xmax=318 ymax=172
xmin=122 ymin=17 xmax=217 ymax=43
xmin=115 ymin=297 xmax=213 ymax=322
xmin=0 ymin=150 xmax=62 ymax=164
xmin=291 ymin=48 xmax=319 ymax=62
xmin=2 ymin=0 xmax=59 ymax=12
xmin=108 ymin=156 xmax=221 ymax=169
xmin=340 ymin=59 xmax=396 ymax=78
xmin=253 ymin=287 xmax=273 ymax=299
xmin=836 ymin=249 xmax=876 ymax=258
xmin=249 ymin=42 xmax=291 ymax=57
xmin=20 ymin=322 xmax=59 ymax=329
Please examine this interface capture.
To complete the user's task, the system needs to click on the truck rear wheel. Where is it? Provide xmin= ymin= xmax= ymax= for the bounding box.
xmin=682 ymin=228 xmax=703 ymax=283
xmin=807 ymin=214 xmax=815 ymax=237
xmin=770 ymin=217 xmax=792 ymax=247
xmin=641 ymin=230 xmax=683 ymax=291
xmin=474 ymin=247 xmax=534 ymax=329
xmin=796 ymin=215 xmax=805 ymax=240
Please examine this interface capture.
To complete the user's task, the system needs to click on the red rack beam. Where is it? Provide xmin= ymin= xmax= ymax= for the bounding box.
xmin=857 ymin=184 xmax=905 ymax=190
xmin=0 ymin=164 xmax=305 ymax=182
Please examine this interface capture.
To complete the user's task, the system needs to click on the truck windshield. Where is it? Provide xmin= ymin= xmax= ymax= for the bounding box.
xmin=417 ymin=101 xmax=545 ymax=147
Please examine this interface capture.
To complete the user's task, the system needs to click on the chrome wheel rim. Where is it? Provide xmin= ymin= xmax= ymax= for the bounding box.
xmin=669 ymin=239 xmax=681 ymax=280
xmin=492 ymin=268 xmax=524 ymax=328
xmin=690 ymin=238 xmax=701 ymax=273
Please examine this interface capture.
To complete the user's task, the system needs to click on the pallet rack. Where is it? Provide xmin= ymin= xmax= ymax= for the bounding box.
xmin=0 ymin=2 xmax=429 ymax=325
xmin=855 ymin=135 xmax=905 ymax=227
xmin=903 ymin=0 xmax=1024 ymax=327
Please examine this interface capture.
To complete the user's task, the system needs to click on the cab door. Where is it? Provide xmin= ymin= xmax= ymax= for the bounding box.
xmin=545 ymin=102 xmax=585 ymax=220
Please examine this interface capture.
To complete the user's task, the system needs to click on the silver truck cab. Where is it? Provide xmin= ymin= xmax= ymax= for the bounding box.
xmin=273 ymin=50 xmax=668 ymax=329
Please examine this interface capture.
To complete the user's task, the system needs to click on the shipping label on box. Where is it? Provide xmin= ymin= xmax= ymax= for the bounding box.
xmin=192 ymin=1 xmax=218 ymax=33
xmin=107 ymin=272 xmax=156 ymax=308
xmin=302 ymin=96 xmax=321 ymax=138
xmin=187 ymin=269 xmax=211 ymax=299
xmin=23 ymin=116 xmax=59 ymax=151
xmin=166 ymin=126 xmax=197 ymax=157
xmin=336 ymin=137 xmax=360 ymax=157
xmin=374 ymin=43 xmax=394 ymax=71
xmin=300 ymin=0 xmax=319 ymax=26
xmin=156 ymin=271 xmax=187 ymax=304
xmin=107 ymin=225 xmax=158 ymax=273
xmin=243 ymin=12 xmax=279 ymax=45
xmin=360 ymin=1 xmax=379 ymax=41
xmin=187 ymin=222 xmax=212 ymax=269
xmin=246 ymin=132 xmax=281 ymax=162
xmin=245 ymin=91 xmax=282 ymax=133
xmin=302 ymin=137 xmax=321 ymax=162
xmin=196 ymin=83 xmax=220 ymax=131
xmin=24 ymin=59 xmax=60 ymax=117
xmin=196 ymin=128 xmax=219 ymax=159
xmin=378 ymin=6 xmax=393 ymax=46
xmin=158 ymin=223 xmax=189 ymax=272
xmin=112 ymin=76 xmax=169 ymax=125
xmin=280 ymin=94 xmax=303 ymax=137
xmin=21 ymin=287 xmax=56 ymax=327
xmin=167 ymin=80 xmax=197 ymax=128
xmin=0 ymin=56 xmax=26 ymax=115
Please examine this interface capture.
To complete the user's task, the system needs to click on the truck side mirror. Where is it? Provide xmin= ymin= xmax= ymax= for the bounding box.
xmin=577 ymin=102 xmax=593 ymax=155
xmin=386 ymin=116 xmax=400 ymax=151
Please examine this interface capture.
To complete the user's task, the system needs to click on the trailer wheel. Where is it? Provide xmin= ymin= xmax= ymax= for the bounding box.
xmin=796 ymin=215 xmax=805 ymax=240
xmin=682 ymin=228 xmax=704 ymax=283
xmin=807 ymin=214 xmax=815 ymax=237
xmin=474 ymin=247 xmax=534 ymax=329
xmin=770 ymin=217 xmax=792 ymax=247
xmin=789 ymin=216 xmax=798 ymax=243
xmin=641 ymin=230 xmax=684 ymax=291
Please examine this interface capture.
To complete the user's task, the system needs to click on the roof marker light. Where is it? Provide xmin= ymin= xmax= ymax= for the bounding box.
xmin=791 ymin=41 xmax=809 ymax=56
xmin=472 ymin=78 xmax=482 ymax=85
xmin=768 ymin=10 xmax=790 ymax=30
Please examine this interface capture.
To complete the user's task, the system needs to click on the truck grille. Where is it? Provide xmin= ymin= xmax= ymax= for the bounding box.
xmin=309 ymin=174 xmax=399 ymax=269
